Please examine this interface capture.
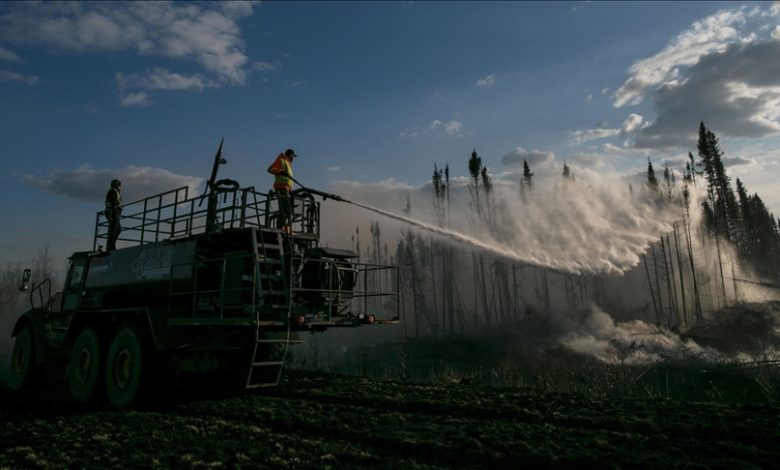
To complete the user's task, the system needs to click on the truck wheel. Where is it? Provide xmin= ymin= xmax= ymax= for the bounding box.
xmin=105 ymin=327 xmax=143 ymax=407
xmin=7 ymin=325 xmax=36 ymax=390
xmin=68 ymin=328 xmax=101 ymax=403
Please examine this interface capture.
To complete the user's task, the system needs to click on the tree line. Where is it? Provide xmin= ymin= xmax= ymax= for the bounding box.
xmin=383 ymin=122 xmax=780 ymax=338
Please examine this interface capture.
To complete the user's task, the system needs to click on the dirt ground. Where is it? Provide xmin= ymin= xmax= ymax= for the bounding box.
xmin=1 ymin=370 xmax=778 ymax=469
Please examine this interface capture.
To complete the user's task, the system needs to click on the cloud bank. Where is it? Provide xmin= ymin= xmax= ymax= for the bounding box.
xmin=0 ymin=1 xmax=258 ymax=103
xmin=608 ymin=5 xmax=780 ymax=150
xmin=22 ymin=165 xmax=202 ymax=203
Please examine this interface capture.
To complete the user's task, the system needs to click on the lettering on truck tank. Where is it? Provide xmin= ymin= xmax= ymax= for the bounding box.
xmin=131 ymin=245 xmax=174 ymax=280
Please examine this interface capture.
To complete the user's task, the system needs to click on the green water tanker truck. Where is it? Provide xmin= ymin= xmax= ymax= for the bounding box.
xmin=6 ymin=141 xmax=399 ymax=406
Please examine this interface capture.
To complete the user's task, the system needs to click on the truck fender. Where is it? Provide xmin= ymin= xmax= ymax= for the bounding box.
xmin=11 ymin=309 xmax=49 ymax=365
xmin=63 ymin=309 xmax=159 ymax=350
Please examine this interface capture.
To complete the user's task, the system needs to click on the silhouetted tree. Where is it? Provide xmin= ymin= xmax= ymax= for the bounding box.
xmin=646 ymin=158 xmax=659 ymax=192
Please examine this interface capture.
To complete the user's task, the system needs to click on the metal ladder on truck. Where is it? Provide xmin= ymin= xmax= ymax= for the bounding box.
xmin=247 ymin=228 xmax=293 ymax=388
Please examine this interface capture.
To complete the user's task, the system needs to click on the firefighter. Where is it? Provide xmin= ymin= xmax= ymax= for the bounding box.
xmin=105 ymin=179 xmax=122 ymax=251
xmin=267 ymin=148 xmax=297 ymax=232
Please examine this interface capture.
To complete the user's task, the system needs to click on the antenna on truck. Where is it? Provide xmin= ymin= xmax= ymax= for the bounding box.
xmin=201 ymin=138 xmax=239 ymax=233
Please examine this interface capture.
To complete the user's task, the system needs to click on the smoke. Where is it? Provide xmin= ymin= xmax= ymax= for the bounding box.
xmin=559 ymin=306 xmax=724 ymax=365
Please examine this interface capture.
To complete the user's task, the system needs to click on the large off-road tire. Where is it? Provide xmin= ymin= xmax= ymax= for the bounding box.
xmin=67 ymin=328 xmax=101 ymax=403
xmin=105 ymin=327 xmax=143 ymax=408
xmin=7 ymin=325 xmax=36 ymax=390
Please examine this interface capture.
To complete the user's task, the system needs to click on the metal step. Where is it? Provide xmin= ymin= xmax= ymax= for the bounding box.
xmin=252 ymin=361 xmax=284 ymax=367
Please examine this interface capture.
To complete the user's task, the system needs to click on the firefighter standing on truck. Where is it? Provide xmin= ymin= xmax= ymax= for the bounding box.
xmin=105 ymin=179 xmax=122 ymax=251
xmin=267 ymin=148 xmax=296 ymax=232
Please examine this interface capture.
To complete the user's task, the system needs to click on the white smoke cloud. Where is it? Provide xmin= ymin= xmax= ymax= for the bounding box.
xmin=560 ymin=306 xmax=723 ymax=365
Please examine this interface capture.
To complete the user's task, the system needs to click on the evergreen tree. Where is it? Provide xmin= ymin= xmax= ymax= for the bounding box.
xmin=468 ymin=149 xmax=482 ymax=215
xmin=736 ymin=178 xmax=753 ymax=255
xmin=520 ymin=159 xmax=534 ymax=201
xmin=432 ymin=164 xmax=446 ymax=226
xmin=646 ymin=158 xmax=659 ymax=192
xmin=662 ymin=166 xmax=675 ymax=202
xmin=480 ymin=166 xmax=493 ymax=225
xmin=697 ymin=122 xmax=738 ymax=241
xmin=562 ymin=161 xmax=574 ymax=180
xmin=522 ymin=159 xmax=534 ymax=190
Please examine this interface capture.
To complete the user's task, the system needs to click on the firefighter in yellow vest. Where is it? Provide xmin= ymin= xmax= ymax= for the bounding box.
xmin=267 ymin=149 xmax=296 ymax=231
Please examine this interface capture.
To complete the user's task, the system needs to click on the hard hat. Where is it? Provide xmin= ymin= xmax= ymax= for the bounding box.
xmin=285 ymin=148 xmax=297 ymax=158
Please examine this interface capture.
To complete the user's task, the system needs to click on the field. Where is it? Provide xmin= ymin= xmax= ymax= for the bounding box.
xmin=1 ymin=365 xmax=779 ymax=469
xmin=2 ymin=301 xmax=780 ymax=468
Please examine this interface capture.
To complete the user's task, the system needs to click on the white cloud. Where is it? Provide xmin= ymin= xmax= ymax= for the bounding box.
xmin=399 ymin=127 xmax=420 ymax=140
xmin=621 ymin=113 xmax=645 ymax=133
xmin=327 ymin=166 xmax=341 ymax=172
xmin=613 ymin=8 xmax=748 ymax=107
xmin=252 ymin=61 xmax=279 ymax=72
xmin=602 ymin=5 xmax=780 ymax=149
xmin=721 ymin=156 xmax=756 ymax=168
xmin=82 ymin=104 xmax=101 ymax=115
xmin=635 ymin=39 xmax=780 ymax=149
xmin=587 ymin=93 xmax=593 ymax=104
xmin=120 ymin=91 xmax=150 ymax=107
xmin=475 ymin=73 xmax=496 ymax=87
xmin=0 ymin=69 xmax=38 ymax=84
xmin=568 ymin=114 xmax=646 ymax=147
xmin=0 ymin=2 xmax=254 ymax=84
xmin=501 ymin=147 xmax=555 ymax=167
xmin=116 ymin=68 xmax=213 ymax=92
xmin=568 ymin=128 xmax=620 ymax=146
xmin=331 ymin=177 xmax=416 ymax=192
xmin=0 ymin=46 xmax=20 ymax=62
xmin=21 ymin=164 xmax=202 ymax=202
xmin=430 ymin=119 xmax=464 ymax=137
xmin=772 ymin=25 xmax=780 ymax=40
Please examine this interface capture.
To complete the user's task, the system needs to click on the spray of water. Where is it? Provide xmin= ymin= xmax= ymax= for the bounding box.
xmin=347 ymin=200 xmax=550 ymax=269
xmin=334 ymin=175 xmax=680 ymax=275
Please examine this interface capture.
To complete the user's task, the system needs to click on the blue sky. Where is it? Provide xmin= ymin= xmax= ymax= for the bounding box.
xmin=1 ymin=1 xmax=779 ymax=268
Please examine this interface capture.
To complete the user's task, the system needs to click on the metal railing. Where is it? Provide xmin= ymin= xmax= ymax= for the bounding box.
xmin=93 ymin=186 xmax=322 ymax=250
xmin=291 ymin=257 xmax=400 ymax=323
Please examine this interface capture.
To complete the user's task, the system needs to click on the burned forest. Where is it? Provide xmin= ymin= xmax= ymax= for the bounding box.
xmin=2 ymin=123 xmax=780 ymax=468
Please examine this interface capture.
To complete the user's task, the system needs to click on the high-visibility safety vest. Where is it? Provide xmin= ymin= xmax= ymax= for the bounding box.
xmin=267 ymin=153 xmax=294 ymax=191
xmin=105 ymin=187 xmax=122 ymax=211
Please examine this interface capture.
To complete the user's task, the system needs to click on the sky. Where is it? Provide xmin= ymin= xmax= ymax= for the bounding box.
xmin=1 ymin=1 xmax=779 ymax=271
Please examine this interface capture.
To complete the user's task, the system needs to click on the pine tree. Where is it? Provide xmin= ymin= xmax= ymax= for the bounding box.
xmin=562 ymin=161 xmax=574 ymax=180
xmin=468 ymin=149 xmax=482 ymax=215
xmin=432 ymin=164 xmax=446 ymax=226
xmin=519 ymin=159 xmax=534 ymax=202
xmin=646 ymin=158 xmax=659 ymax=192
xmin=697 ymin=122 xmax=738 ymax=241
